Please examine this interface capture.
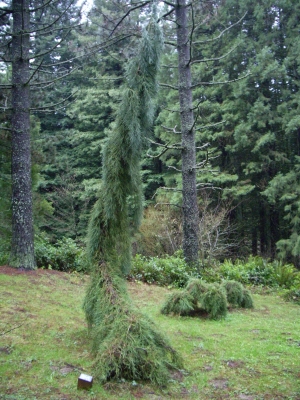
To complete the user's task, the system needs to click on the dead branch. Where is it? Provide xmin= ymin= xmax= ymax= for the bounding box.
xmin=191 ymin=72 xmax=251 ymax=89
xmin=191 ymin=45 xmax=239 ymax=65
xmin=193 ymin=12 xmax=247 ymax=46
xmin=195 ymin=121 xmax=225 ymax=131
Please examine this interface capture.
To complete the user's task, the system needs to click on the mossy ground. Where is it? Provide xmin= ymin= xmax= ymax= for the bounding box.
xmin=0 ymin=266 xmax=299 ymax=399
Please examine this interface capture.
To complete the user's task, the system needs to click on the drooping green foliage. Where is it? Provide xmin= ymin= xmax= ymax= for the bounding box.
xmin=86 ymin=11 xmax=164 ymax=274
xmin=186 ymin=278 xmax=208 ymax=303
xmin=161 ymin=278 xmax=254 ymax=320
xmin=241 ymin=288 xmax=254 ymax=309
xmin=222 ymin=280 xmax=244 ymax=307
xmin=161 ymin=291 xmax=195 ymax=316
xmin=201 ymin=284 xmax=228 ymax=320
xmin=84 ymin=262 xmax=182 ymax=384
xmin=83 ymin=8 xmax=182 ymax=385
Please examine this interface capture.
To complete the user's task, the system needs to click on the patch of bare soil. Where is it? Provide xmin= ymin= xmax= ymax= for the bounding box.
xmin=223 ymin=359 xmax=245 ymax=368
xmin=0 ymin=346 xmax=12 ymax=354
xmin=0 ymin=265 xmax=66 ymax=277
xmin=202 ymin=364 xmax=213 ymax=371
xmin=210 ymin=378 xmax=229 ymax=389
xmin=238 ymin=395 xmax=256 ymax=400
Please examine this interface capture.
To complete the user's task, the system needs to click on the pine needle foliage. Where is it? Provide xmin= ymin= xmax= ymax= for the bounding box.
xmin=86 ymin=8 xmax=164 ymax=275
xmin=161 ymin=279 xmax=253 ymax=320
xmin=85 ymin=263 xmax=182 ymax=384
xmin=161 ymin=291 xmax=195 ymax=316
xmin=222 ymin=280 xmax=244 ymax=307
xmin=201 ymin=284 xmax=228 ymax=320
xmin=186 ymin=278 xmax=208 ymax=303
xmin=83 ymin=8 xmax=183 ymax=385
xmin=241 ymin=288 xmax=254 ymax=309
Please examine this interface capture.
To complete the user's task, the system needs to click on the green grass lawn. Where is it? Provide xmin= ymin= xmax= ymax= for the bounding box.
xmin=0 ymin=267 xmax=299 ymax=400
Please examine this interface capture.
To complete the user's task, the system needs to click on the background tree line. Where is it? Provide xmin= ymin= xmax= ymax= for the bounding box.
xmin=0 ymin=0 xmax=299 ymax=268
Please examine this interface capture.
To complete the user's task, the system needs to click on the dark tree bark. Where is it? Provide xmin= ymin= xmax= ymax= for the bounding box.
xmin=175 ymin=0 xmax=200 ymax=265
xmin=10 ymin=0 xmax=35 ymax=269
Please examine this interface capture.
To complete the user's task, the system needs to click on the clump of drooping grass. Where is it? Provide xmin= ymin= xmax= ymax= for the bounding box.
xmin=84 ymin=262 xmax=183 ymax=385
xmin=241 ymin=288 xmax=254 ymax=308
xmin=201 ymin=284 xmax=228 ymax=319
xmin=161 ymin=277 xmax=254 ymax=320
xmin=222 ymin=280 xmax=244 ymax=307
xmin=161 ymin=291 xmax=195 ymax=316
xmin=186 ymin=278 xmax=208 ymax=303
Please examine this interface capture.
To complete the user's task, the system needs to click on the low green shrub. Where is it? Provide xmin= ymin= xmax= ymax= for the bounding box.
xmin=216 ymin=256 xmax=300 ymax=288
xmin=161 ymin=278 xmax=254 ymax=319
xmin=201 ymin=284 xmax=228 ymax=320
xmin=222 ymin=280 xmax=244 ymax=307
xmin=241 ymin=288 xmax=254 ymax=309
xmin=272 ymin=260 xmax=298 ymax=288
xmin=0 ymin=251 xmax=9 ymax=266
xmin=35 ymin=237 xmax=87 ymax=272
xmin=282 ymin=285 xmax=300 ymax=305
xmin=130 ymin=252 xmax=200 ymax=288
xmin=186 ymin=278 xmax=208 ymax=303
xmin=161 ymin=291 xmax=195 ymax=316
xmin=218 ymin=259 xmax=249 ymax=284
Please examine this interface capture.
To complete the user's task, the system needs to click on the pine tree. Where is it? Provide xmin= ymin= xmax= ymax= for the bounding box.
xmin=0 ymin=0 xmax=82 ymax=268
xmin=83 ymin=10 xmax=182 ymax=383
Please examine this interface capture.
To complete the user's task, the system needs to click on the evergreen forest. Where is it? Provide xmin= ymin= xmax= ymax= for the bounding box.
xmin=1 ymin=0 xmax=300 ymax=393
xmin=1 ymin=0 xmax=300 ymax=268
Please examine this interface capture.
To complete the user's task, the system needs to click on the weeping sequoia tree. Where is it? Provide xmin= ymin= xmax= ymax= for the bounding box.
xmin=83 ymin=10 xmax=182 ymax=384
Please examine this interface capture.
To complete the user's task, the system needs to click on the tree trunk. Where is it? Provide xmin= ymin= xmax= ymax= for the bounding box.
xmin=175 ymin=0 xmax=200 ymax=265
xmin=10 ymin=0 xmax=35 ymax=269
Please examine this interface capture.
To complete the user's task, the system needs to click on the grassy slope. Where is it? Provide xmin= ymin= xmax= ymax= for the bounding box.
xmin=0 ymin=268 xmax=299 ymax=400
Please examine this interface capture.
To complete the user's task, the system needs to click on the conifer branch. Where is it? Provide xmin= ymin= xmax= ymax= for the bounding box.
xmin=147 ymin=138 xmax=183 ymax=158
xmin=193 ymin=12 xmax=247 ymax=45
xmin=191 ymin=72 xmax=251 ymax=88
xmin=25 ymin=58 xmax=45 ymax=85
xmin=168 ymin=165 xmax=182 ymax=172
xmin=195 ymin=158 xmax=208 ymax=169
xmin=32 ymin=0 xmax=76 ymax=30
xmin=31 ymin=33 xmax=134 ymax=68
xmin=0 ymin=126 xmax=12 ymax=131
xmin=195 ymin=121 xmax=225 ymax=131
xmin=28 ymin=29 xmax=72 ymax=60
xmin=191 ymin=45 xmax=239 ymax=65
xmin=159 ymin=82 xmax=178 ymax=90
xmin=108 ymin=1 xmax=151 ymax=38
xmin=161 ymin=63 xmax=178 ymax=68
xmin=158 ymin=7 xmax=176 ymax=23
xmin=31 ymin=90 xmax=78 ymax=112
xmin=161 ymin=124 xmax=181 ymax=133
xmin=4 ymin=2 xmax=79 ymax=38
xmin=196 ymin=183 xmax=222 ymax=191
xmin=187 ymin=2 xmax=195 ymax=66
xmin=155 ymin=202 xmax=182 ymax=208
xmin=195 ymin=143 xmax=210 ymax=150
xmin=0 ymin=8 xmax=12 ymax=13
xmin=164 ymin=40 xmax=177 ymax=46
xmin=0 ymin=39 xmax=12 ymax=50
xmin=162 ymin=1 xmax=176 ymax=6
xmin=152 ymin=186 xmax=183 ymax=200
xmin=29 ymin=0 xmax=71 ymax=13
xmin=29 ymin=66 xmax=80 ymax=87
xmin=162 ymin=107 xmax=180 ymax=114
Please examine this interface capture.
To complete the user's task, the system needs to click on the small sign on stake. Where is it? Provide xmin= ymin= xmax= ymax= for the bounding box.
xmin=77 ymin=373 xmax=93 ymax=390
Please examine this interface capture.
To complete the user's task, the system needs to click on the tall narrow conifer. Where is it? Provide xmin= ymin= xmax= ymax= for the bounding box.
xmin=83 ymin=7 xmax=182 ymax=384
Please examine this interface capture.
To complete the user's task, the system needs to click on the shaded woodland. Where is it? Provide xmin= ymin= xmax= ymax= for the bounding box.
xmin=1 ymin=0 xmax=300 ymax=268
